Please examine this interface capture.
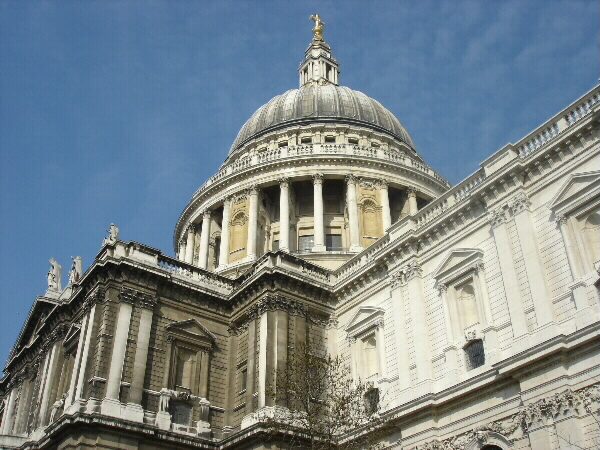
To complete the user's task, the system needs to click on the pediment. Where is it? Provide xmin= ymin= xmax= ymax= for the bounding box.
xmin=8 ymin=297 xmax=58 ymax=362
xmin=345 ymin=306 xmax=385 ymax=337
xmin=166 ymin=319 xmax=216 ymax=344
xmin=63 ymin=322 xmax=82 ymax=346
xmin=434 ymin=248 xmax=483 ymax=283
xmin=550 ymin=170 xmax=600 ymax=213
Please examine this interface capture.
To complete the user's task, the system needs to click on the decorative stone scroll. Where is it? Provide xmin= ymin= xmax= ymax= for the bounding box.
xmin=418 ymin=383 xmax=600 ymax=450
xmin=119 ymin=286 xmax=158 ymax=310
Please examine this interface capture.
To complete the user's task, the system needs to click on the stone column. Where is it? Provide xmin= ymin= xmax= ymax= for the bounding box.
xmin=556 ymin=214 xmax=585 ymax=279
xmin=488 ymin=207 xmax=529 ymax=340
xmin=555 ymin=214 xmax=594 ymax=323
xmin=198 ymin=210 xmax=211 ymax=269
xmin=407 ymin=187 xmax=419 ymax=215
xmin=245 ymin=317 xmax=257 ymax=416
xmin=279 ymin=178 xmax=290 ymax=252
xmin=437 ymin=284 xmax=459 ymax=384
xmin=312 ymin=174 xmax=326 ymax=252
xmin=405 ymin=262 xmax=432 ymax=384
xmin=390 ymin=277 xmax=411 ymax=392
xmin=218 ymin=198 xmax=231 ymax=269
xmin=37 ymin=340 xmax=62 ymax=427
xmin=375 ymin=321 xmax=386 ymax=379
xmin=379 ymin=181 xmax=392 ymax=231
xmin=126 ymin=298 xmax=156 ymax=421
xmin=247 ymin=187 xmax=259 ymax=260
xmin=178 ymin=239 xmax=187 ymax=261
xmin=509 ymin=194 xmax=554 ymax=327
xmin=184 ymin=224 xmax=195 ymax=265
xmin=65 ymin=311 xmax=92 ymax=411
xmin=199 ymin=351 xmax=210 ymax=399
xmin=275 ymin=310 xmax=288 ymax=406
xmin=346 ymin=175 xmax=361 ymax=252
xmin=0 ymin=388 xmax=17 ymax=434
xmin=72 ymin=304 xmax=97 ymax=407
xmin=102 ymin=297 xmax=133 ymax=416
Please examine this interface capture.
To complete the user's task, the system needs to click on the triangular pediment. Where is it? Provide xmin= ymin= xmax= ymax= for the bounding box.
xmin=550 ymin=170 xmax=600 ymax=212
xmin=7 ymin=297 xmax=58 ymax=363
xmin=345 ymin=306 xmax=385 ymax=336
xmin=166 ymin=319 xmax=216 ymax=343
xmin=64 ymin=322 xmax=82 ymax=344
xmin=434 ymin=248 xmax=483 ymax=282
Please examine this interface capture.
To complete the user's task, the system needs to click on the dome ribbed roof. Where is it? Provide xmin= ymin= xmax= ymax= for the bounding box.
xmin=229 ymin=85 xmax=414 ymax=155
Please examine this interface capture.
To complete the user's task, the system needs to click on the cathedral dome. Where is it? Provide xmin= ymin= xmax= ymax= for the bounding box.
xmin=229 ymin=85 xmax=415 ymax=155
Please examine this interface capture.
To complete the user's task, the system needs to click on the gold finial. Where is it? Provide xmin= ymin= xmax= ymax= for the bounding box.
xmin=309 ymin=14 xmax=325 ymax=41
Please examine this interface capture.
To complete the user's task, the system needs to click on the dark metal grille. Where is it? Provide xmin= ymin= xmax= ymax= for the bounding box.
xmin=464 ymin=339 xmax=485 ymax=371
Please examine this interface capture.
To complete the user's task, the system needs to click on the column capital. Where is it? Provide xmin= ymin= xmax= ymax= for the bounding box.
xmin=509 ymin=192 xmax=531 ymax=216
xmin=119 ymin=286 xmax=158 ymax=309
xmin=407 ymin=186 xmax=418 ymax=198
xmin=389 ymin=270 xmax=406 ymax=288
xmin=279 ymin=177 xmax=290 ymax=188
xmin=554 ymin=213 xmax=568 ymax=226
xmin=435 ymin=282 xmax=448 ymax=294
xmin=377 ymin=179 xmax=389 ymax=190
xmin=405 ymin=260 xmax=423 ymax=281
xmin=345 ymin=174 xmax=357 ymax=185
xmin=312 ymin=173 xmax=324 ymax=185
xmin=248 ymin=185 xmax=260 ymax=196
xmin=487 ymin=207 xmax=506 ymax=228
xmin=201 ymin=209 xmax=212 ymax=220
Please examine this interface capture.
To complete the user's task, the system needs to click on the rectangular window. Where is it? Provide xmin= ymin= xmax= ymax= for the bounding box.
xmin=298 ymin=235 xmax=314 ymax=252
xmin=348 ymin=138 xmax=359 ymax=145
xmin=325 ymin=234 xmax=342 ymax=251
xmin=301 ymin=137 xmax=312 ymax=144
xmin=272 ymin=240 xmax=279 ymax=251
xmin=324 ymin=135 xmax=336 ymax=143
xmin=278 ymin=141 xmax=288 ymax=148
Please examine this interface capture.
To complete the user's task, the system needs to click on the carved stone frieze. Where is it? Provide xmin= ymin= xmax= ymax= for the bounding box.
xmin=418 ymin=384 xmax=600 ymax=450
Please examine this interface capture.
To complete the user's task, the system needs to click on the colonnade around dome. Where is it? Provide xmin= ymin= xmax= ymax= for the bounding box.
xmin=177 ymin=174 xmax=425 ymax=273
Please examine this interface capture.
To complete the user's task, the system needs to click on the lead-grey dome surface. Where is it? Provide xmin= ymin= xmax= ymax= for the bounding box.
xmin=229 ymin=85 xmax=415 ymax=155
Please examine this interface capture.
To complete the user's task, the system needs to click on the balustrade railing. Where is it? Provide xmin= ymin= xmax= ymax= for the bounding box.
xmin=194 ymin=143 xmax=449 ymax=196
xmin=564 ymin=92 xmax=600 ymax=127
xmin=453 ymin=169 xmax=486 ymax=202
xmin=157 ymin=254 xmax=234 ymax=292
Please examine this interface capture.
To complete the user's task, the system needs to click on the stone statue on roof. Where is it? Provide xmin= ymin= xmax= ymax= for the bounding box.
xmin=68 ymin=256 xmax=82 ymax=285
xmin=46 ymin=257 xmax=62 ymax=292
xmin=102 ymin=223 xmax=119 ymax=246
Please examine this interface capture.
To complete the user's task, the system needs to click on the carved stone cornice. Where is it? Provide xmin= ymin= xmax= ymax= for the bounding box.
xmin=119 ymin=286 xmax=158 ymax=310
xmin=509 ymin=192 xmax=531 ymax=216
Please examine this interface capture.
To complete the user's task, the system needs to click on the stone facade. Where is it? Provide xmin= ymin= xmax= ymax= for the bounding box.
xmin=1 ymin=25 xmax=599 ymax=450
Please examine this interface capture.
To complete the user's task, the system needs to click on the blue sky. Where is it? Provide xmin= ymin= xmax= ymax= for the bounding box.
xmin=0 ymin=0 xmax=597 ymax=367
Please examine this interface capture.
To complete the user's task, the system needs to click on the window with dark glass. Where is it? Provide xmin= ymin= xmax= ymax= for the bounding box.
xmin=278 ymin=141 xmax=288 ymax=147
xmin=325 ymin=234 xmax=342 ymax=251
xmin=348 ymin=138 xmax=359 ymax=145
xmin=464 ymin=339 xmax=485 ymax=370
xmin=301 ymin=137 xmax=312 ymax=144
xmin=298 ymin=235 xmax=314 ymax=252
xmin=364 ymin=387 xmax=379 ymax=415
xmin=324 ymin=135 xmax=336 ymax=143
xmin=240 ymin=368 xmax=248 ymax=392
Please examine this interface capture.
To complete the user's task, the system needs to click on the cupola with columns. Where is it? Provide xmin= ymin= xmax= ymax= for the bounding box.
xmin=175 ymin=17 xmax=450 ymax=275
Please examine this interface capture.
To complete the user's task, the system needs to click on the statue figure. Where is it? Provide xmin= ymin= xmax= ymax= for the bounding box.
xmin=68 ymin=256 xmax=82 ymax=285
xmin=159 ymin=388 xmax=171 ymax=413
xmin=46 ymin=257 xmax=62 ymax=292
xmin=49 ymin=393 xmax=66 ymax=422
xmin=102 ymin=223 xmax=119 ymax=246
xmin=310 ymin=14 xmax=325 ymax=41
